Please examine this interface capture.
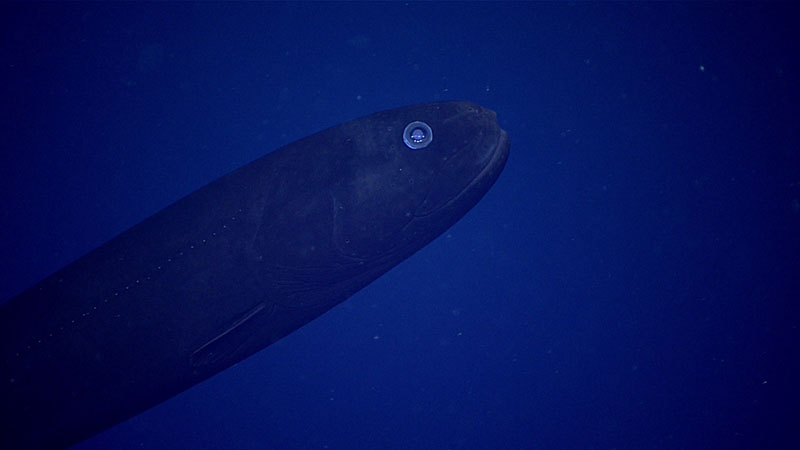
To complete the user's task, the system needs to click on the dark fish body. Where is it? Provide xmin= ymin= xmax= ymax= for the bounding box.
xmin=0 ymin=101 xmax=508 ymax=449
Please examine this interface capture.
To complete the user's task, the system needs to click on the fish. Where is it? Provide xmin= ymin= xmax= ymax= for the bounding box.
xmin=0 ymin=101 xmax=509 ymax=449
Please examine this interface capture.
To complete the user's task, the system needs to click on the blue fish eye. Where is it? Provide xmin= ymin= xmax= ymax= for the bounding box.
xmin=403 ymin=121 xmax=433 ymax=150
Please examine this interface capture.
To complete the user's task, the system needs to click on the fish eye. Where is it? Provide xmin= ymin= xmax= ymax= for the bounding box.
xmin=402 ymin=121 xmax=433 ymax=150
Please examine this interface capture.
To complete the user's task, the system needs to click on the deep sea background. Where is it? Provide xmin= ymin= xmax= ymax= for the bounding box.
xmin=1 ymin=3 xmax=798 ymax=449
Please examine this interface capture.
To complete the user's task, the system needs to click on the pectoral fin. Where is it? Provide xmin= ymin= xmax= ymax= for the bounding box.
xmin=191 ymin=302 xmax=274 ymax=369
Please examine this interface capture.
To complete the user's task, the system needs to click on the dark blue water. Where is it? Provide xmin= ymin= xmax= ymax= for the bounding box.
xmin=2 ymin=3 xmax=798 ymax=449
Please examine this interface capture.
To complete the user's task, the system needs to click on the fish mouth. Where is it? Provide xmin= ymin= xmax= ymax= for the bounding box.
xmin=414 ymin=124 xmax=509 ymax=218
xmin=458 ymin=126 xmax=509 ymax=203
xmin=479 ymin=127 xmax=510 ymax=187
